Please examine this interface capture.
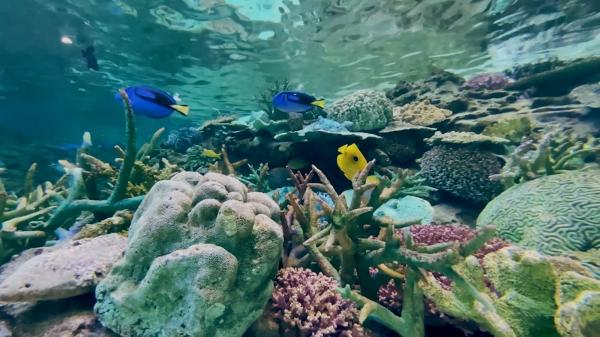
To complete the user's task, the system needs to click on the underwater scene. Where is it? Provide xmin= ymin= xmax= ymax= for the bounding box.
xmin=1 ymin=0 xmax=600 ymax=336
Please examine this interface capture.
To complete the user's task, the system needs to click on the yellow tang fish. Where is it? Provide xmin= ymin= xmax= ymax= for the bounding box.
xmin=337 ymin=143 xmax=379 ymax=184
xmin=201 ymin=149 xmax=221 ymax=159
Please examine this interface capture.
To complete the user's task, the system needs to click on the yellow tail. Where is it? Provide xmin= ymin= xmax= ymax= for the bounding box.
xmin=311 ymin=99 xmax=325 ymax=109
xmin=170 ymin=104 xmax=190 ymax=116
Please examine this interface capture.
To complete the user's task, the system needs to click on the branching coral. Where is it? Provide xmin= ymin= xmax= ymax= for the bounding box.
xmin=239 ymin=163 xmax=270 ymax=192
xmin=207 ymin=145 xmax=248 ymax=176
xmin=490 ymin=129 xmax=600 ymax=189
xmin=272 ymin=267 xmax=370 ymax=337
xmin=279 ymin=162 xmax=501 ymax=337
xmin=0 ymin=89 xmax=169 ymax=262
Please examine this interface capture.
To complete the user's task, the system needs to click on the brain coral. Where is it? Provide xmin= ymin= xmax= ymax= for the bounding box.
xmin=477 ymin=170 xmax=600 ymax=259
xmin=95 ymin=172 xmax=283 ymax=337
xmin=327 ymin=90 xmax=393 ymax=131
xmin=419 ymin=145 xmax=503 ymax=204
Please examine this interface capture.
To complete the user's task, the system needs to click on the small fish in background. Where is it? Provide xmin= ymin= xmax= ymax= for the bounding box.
xmin=337 ymin=143 xmax=379 ymax=184
xmin=116 ymin=86 xmax=190 ymax=119
xmin=272 ymin=91 xmax=325 ymax=114
xmin=81 ymin=45 xmax=99 ymax=70
xmin=201 ymin=149 xmax=221 ymax=159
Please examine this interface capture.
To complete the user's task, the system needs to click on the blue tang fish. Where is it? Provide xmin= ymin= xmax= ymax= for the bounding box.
xmin=272 ymin=91 xmax=325 ymax=113
xmin=116 ymin=86 xmax=189 ymax=118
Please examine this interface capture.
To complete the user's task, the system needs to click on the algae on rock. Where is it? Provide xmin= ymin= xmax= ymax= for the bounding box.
xmin=94 ymin=171 xmax=283 ymax=337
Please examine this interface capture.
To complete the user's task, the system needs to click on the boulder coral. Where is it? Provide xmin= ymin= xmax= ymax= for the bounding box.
xmin=419 ymin=145 xmax=503 ymax=204
xmin=477 ymin=170 xmax=600 ymax=276
xmin=327 ymin=90 xmax=393 ymax=131
xmin=94 ymin=171 xmax=283 ymax=337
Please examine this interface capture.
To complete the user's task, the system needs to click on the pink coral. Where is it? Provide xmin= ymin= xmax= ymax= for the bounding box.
xmin=272 ymin=267 xmax=370 ymax=337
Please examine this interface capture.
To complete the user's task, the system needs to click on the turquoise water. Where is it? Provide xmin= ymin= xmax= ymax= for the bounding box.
xmin=1 ymin=0 xmax=599 ymax=143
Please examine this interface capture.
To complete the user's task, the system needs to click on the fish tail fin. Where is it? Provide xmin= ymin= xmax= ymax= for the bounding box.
xmin=170 ymin=104 xmax=190 ymax=116
xmin=311 ymin=99 xmax=325 ymax=109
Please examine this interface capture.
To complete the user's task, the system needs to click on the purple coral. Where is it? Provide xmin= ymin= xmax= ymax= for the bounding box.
xmin=462 ymin=73 xmax=513 ymax=90
xmin=272 ymin=267 xmax=370 ymax=337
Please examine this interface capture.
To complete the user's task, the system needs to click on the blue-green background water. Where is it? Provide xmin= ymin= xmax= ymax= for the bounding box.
xmin=0 ymin=0 xmax=599 ymax=144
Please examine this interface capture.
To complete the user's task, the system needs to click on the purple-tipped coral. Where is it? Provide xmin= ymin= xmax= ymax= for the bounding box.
xmin=272 ymin=267 xmax=370 ymax=337
xmin=462 ymin=73 xmax=513 ymax=90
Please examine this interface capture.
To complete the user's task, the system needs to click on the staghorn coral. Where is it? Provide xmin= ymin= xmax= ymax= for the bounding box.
xmin=392 ymin=101 xmax=452 ymax=127
xmin=327 ymin=90 xmax=393 ymax=131
xmin=207 ymin=145 xmax=248 ymax=176
xmin=477 ymin=169 xmax=600 ymax=276
xmin=239 ymin=163 xmax=270 ymax=192
xmin=490 ymin=129 xmax=600 ymax=189
xmin=95 ymin=171 xmax=283 ymax=337
xmin=272 ymin=267 xmax=369 ymax=337
xmin=419 ymin=145 xmax=503 ymax=204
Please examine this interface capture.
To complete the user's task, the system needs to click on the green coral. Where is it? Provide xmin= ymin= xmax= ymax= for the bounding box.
xmin=419 ymin=145 xmax=503 ymax=204
xmin=481 ymin=116 xmax=535 ymax=144
xmin=555 ymin=272 xmax=600 ymax=337
xmin=420 ymin=246 xmax=597 ymax=337
xmin=491 ymin=129 xmax=600 ymax=189
xmin=477 ymin=170 xmax=600 ymax=274
xmin=327 ymin=90 xmax=394 ymax=131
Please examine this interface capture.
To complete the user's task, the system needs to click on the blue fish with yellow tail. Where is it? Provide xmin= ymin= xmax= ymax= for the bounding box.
xmin=272 ymin=91 xmax=325 ymax=113
xmin=116 ymin=86 xmax=190 ymax=119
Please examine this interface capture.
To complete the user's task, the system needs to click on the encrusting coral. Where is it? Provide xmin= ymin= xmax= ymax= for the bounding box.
xmin=391 ymin=101 xmax=452 ymax=127
xmin=490 ymin=129 xmax=600 ymax=189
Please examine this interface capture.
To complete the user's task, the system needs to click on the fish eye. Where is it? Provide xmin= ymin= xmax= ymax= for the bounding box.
xmin=353 ymin=156 xmax=358 ymax=162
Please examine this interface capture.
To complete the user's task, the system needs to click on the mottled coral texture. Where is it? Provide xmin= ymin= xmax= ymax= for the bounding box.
xmin=272 ymin=267 xmax=370 ymax=337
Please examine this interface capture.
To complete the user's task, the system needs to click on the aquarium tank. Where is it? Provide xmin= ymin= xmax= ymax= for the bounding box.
xmin=1 ymin=0 xmax=599 ymax=336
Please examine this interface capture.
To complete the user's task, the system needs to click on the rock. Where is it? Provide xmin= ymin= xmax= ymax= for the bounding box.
xmin=431 ymin=203 xmax=478 ymax=227
xmin=35 ymin=311 xmax=115 ymax=337
xmin=0 ymin=321 xmax=11 ymax=337
xmin=570 ymin=83 xmax=600 ymax=109
xmin=95 ymin=172 xmax=283 ymax=337
xmin=462 ymin=73 xmax=514 ymax=90
xmin=419 ymin=145 xmax=503 ymax=204
xmin=477 ymin=170 xmax=600 ymax=277
xmin=327 ymin=90 xmax=393 ymax=131
xmin=392 ymin=101 xmax=452 ymax=127
xmin=0 ymin=234 xmax=126 ymax=302
xmin=373 ymin=196 xmax=433 ymax=225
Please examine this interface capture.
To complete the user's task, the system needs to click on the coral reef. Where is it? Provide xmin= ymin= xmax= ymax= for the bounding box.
xmin=554 ymin=271 xmax=600 ymax=337
xmin=94 ymin=171 xmax=283 ymax=337
xmin=274 ymin=116 xmax=382 ymax=142
xmin=419 ymin=145 xmax=503 ymax=204
xmin=162 ymin=126 xmax=203 ymax=153
xmin=255 ymin=79 xmax=292 ymax=120
xmin=373 ymin=196 xmax=433 ymax=225
xmin=327 ymin=90 xmax=393 ymax=131
xmin=490 ymin=129 xmax=600 ymax=188
xmin=271 ymin=267 xmax=369 ymax=337
xmin=477 ymin=170 xmax=600 ymax=274
xmin=462 ymin=73 xmax=513 ymax=90
xmin=420 ymin=246 xmax=597 ymax=337
xmin=425 ymin=131 xmax=510 ymax=150
xmin=481 ymin=116 xmax=535 ymax=144
xmin=391 ymin=101 xmax=452 ymax=127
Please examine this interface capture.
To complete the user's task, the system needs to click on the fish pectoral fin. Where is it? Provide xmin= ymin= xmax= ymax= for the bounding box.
xmin=170 ymin=104 xmax=190 ymax=116
xmin=311 ymin=99 xmax=325 ymax=109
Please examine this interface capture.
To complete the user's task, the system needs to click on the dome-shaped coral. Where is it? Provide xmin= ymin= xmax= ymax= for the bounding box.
xmin=419 ymin=145 xmax=503 ymax=204
xmin=327 ymin=90 xmax=393 ymax=131
xmin=95 ymin=171 xmax=283 ymax=337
